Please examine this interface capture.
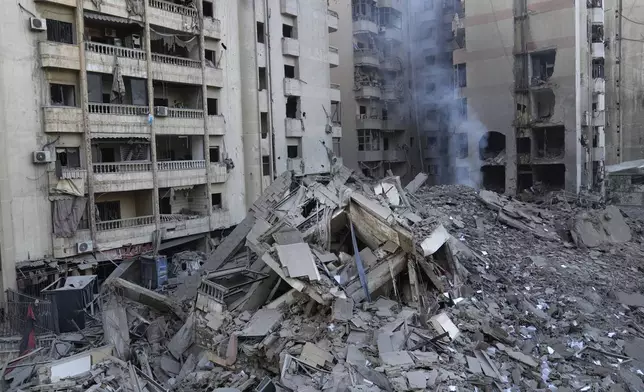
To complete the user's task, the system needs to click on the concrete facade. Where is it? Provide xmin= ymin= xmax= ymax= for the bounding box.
xmin=0 ymin=0 xmax=338 ymax=293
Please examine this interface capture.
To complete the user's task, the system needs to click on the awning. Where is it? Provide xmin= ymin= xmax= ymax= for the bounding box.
xmin=92 ymin=133 xmax=150 ymax=140
xmin=84 ymin=11 xmax=142 ymax=25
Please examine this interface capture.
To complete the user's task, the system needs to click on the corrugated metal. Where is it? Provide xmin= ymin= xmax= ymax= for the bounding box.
xmin=84 ymin=11 xmax=141 ymax=25
xmin=92 ymin=133 xmax=150 ymax=140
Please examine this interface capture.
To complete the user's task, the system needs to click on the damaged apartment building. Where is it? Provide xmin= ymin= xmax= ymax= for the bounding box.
xmin=332 ymin=0 xmax=418 ymax=181
xmin=411 ymin=0 xmax=644 ymax=196
xmin=0 ymin=0 xmax=341 ymax=295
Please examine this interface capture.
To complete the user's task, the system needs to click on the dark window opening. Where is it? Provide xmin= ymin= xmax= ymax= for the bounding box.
xmin=50 ymin=84 xmax=76 ymax=107
xmin=631 ymin=175 xmax=644 ymax=185
xmin=96 ymin=201 xmax=121 ymax=222
xmin=287 ymin=145 xmax=299 ymax=158
xmin=284 ymin=64 xmax=296 ymax=79
xmin=517 ymin=137 xmax=531 ymax=154
xmin=258 ymin=67 xmax=267 ymax=90
xmin=534 ymin=126 xmax=565 ymax=159
xmin=427 ymin=136 xmax=438 ymax=147
xmin=262 ymin=156 xmax=270 ymax=175
xmin=261 ymin=112 xmax=269 ymax=139
xmin=160 ymin=197 xmax=171 ymax=214
xmin=592 ymin=24 xmax=604 ymax=43
xmin=425 ymin=55 xmax=435 ymax=66
xmin=455 ymin=63 xmax=467 ymax=87
xmin=457 ymin=133 xmax=468 ymax=159
xmin=479 ymin=131 xmax=506 ymax=161
xmin=205 ymin=49 xmax=217 ymax=67
xmin=211 ymin=193 xmax=222 ymax=209
xmin=210 ymin=146 xmax=220 ymax=162
xmin=459 ymin=98 xmax=467 ymax=118
xmin=382 ymin=109 xmax=388 ymax=121
xmin=283 ymin=24 xmax=294 ymax=38
xmin=517 ymin=165 xmax=533 ymax=191
xmin=534 ymin=89 xmax=555 ymax=120
xmin=534 ymin=164 xmax=565 ymax=189
xmin=207 ymin=98 xmax=218 ymax=115
xmin=359 ymin=105 xmax=367 ymax=117
xmin=531 ymin=50 xmax=556 ymax=84
xmin=56 ymin=147 xmax=81 ymax=168
xmin=592 ymin=58 xmax=605 ymax=79
xmin=286 ymin=96 xmax=299 ymax=119
xmin=383 ymin=137 xmax=389 ymax=151
xmin=256 ymin=22 xmax=265 ymax=43
xmin=481 ymin=166 xmax=506 ymax=193
xmin=46 ymin=19 xmax=73 ymax=44
xmin=410 ymin=137 xmax=414 ymax=147
xmin=203 ymin=0 xmax=214 ymax=17
xmin=331 ymin=102 xmax=341 ymax=124
xmin=154 ymin=97 xmax=169 ymax=107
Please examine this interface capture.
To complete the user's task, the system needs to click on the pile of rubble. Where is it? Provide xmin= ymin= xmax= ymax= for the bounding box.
xmin=7 ymin=163 xmax=644 ymax=392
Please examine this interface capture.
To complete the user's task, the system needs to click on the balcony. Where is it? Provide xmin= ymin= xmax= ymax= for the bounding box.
xmin=591 ymin=42 xmax=605 ymax=59
xmin=591 ymin=7 xmax=604 ymax=23
xmin=284 ymin=78 xmax=303 ymax=96
xmin=203 ymin=17 xmax=222 ymax=39
xmin=383 ymin=118 xmax=406 ymax=131
xmin=148 ymin=0 xmax=199 ymax=34
xmin=382 ymin=85 xmax=403 ymax=102
xmin=357 ymin=150 xmax=384 ymax=162
xmin=353 ymin=17 xmax=378 ymax=35
xmin=332 ymin=124 xmax=342 ymax=138
xmin=282 ymin=38 xmax=300 ymax=57
xmin=162 ymin=214 xmax=211 ymax=240
xmin=593 ymin=78 xmax=605 ymax=93
xmin=211 ymin=208 xmax=232 ymax=229
xmin=330 ymin=83 xmax=341 ymax=101
xmin=206 ymin=66 xmax=224 ymax=87
xmin=210 ymin=163 xmax=229 ymax=183
xmin=378 ymin=0 xmax=404 ymax=10
xmin=354 ymin=49 xmax=380 ymax=68
xmin=155 ymin=108 xmax=205 ymax=135
xmin=97 ymin=215 xmax=155 ymax=232
xmin=84 ymin=0 xmax=144 ymax=21
xmin=35 ymin=0 xmax=76 ymax=6
xmin=151 ymin=53 xmax=202 ymax=85
xmin=85 ymin=42 xmax=146 ymax=78
xmin=43 ymin=107 xmax=83 ymax=133
xmin=280 ymin=0 xmax=298 ymax=16
xmin=60 ymin=168 xmax=87 ymax=180
xmin=40 ymin=42 xmax=80 ymax=70
xmin=157 ymin=160 xmax=208 ymax=188
xmin=92 ymin=162 xmax=153 ymax=192
xmin=355 ymin=84 xmax=382 ymax=100
xmin=88 ymin=103 xmax=149 ymax=137
xmin=383 ymin=149 xmax=405 ymax=162
xmin=287 ymin=158 xmax=304 ymax=176
xmin=381 ymin=56 xmax=403 ymax=72
xmin=380 ymin=26 xmax=403 ymax=42
xmin=356 ymin=116 xmax=383 ymax=130
xmin=95 ymin=215 xmax=156 ymax=250
xmin=207 ymin=115 xmax=226 ymax=135
xmin=327 ymin=9 xmax=339 ymax=32
xmin=285 ymin=118 xmax=304 ymax=137
xmin=328 ymin=46 xmax=339 ymax=67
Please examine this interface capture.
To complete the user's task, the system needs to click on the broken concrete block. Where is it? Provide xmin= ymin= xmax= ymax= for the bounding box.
xmin=300 ymin=342 xmax=334 ymax=368
xmin=346 ymin=345 xmax=366 ymax=366
xmin=466 ymin=356 xmax=482 ymax=374
xmin=161 ymin=355 xmax=181 ymax=376
xmin=276 ymin=243 xmax=321 ymax=281
xmin=420 ymin=224 xmax=449 ymax=256
xmin=380 ymin=351 xmax=415 ymax=367
xmin=616 ymin=291 xmax=644 ymax=307
xmin=429 ymin=312 xmax=460 ymax=341
xmin=406 ymin=370 xmax=428 ymax=389
xmin=332 ymin=297 xmax=354 ymax=322
xmin=569 ymin=206 xmax=631 ymax=248
xmin=168 ymin=313 xmax=195 ymax=360
xmin=404 ymin=173 xmax=428 ymax=194
xmin=240 ymin=309 xmax=283 ymax=337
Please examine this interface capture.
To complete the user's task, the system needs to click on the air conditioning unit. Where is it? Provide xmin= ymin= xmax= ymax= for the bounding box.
xmin=155 ymin=106 xmax=169 ymax=117
xmin=30 ymin=18 xmax=47 ymax=32
xmin=33 ymin=150 xmax=52 ymax=163
xmin=105 ymin=28 xmax=117 ymax=37
xmin=77 ymin=241 xmax=93 ymax=254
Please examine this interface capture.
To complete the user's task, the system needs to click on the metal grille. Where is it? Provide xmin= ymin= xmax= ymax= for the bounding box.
xmin=0 ymin=290 xmax=59 ymax=336
xmin=46 ymin=19 xmax=73 ymax=44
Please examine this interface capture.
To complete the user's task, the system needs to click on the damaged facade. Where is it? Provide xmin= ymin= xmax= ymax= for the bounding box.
xmin=0 ymin=0 xmax=341 ymax=294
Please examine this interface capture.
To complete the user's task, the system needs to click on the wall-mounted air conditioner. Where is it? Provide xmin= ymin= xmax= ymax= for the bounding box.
xmin=77 ymin=241 xmax=93 ymax=254
xmin=30 ymin=18 xmax=47 ymax=32
xmin=33 ymin=150 xmax=52 ymax=163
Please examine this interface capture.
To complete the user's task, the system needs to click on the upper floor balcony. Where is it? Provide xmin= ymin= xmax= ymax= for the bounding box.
xmin=210 ymin=163 xmax=229 ymax=183
xmin=356 ymin=116 xmax=383 ymax=130
xmin=93 ymin=162 xmax=154 ymax=192
xmin=284 ymin=78 xmax=303 ymax=96
xmin=354 ymin=48 xmax=380 ymax=68
xmin=327 ymin=9 xmax=339 ymax=33
xmin=280 ymin=0 xmax=298 ymax=16
xmin=354 ymin=83 xmax=381 ymax=100
xmin=328 ymin=46 xmax=339 ymax=68
xmin=282 ymin=37 xmax=300 ymax=57
xmin=89 ymin=103 xmax=149 ymax=137
xmin=382 ymin=85 xmax=404 ymax=102
xmin=84 ymin=0 xmax=144 ymax=21
xmin=357 ymin=150 xmax=384 ymax=162
xmin=380 ymin=26 xmax=403 ymax=42
xmin=285 ymin=118 xmax=304 ymax=137
xmin=148 ymin=0 xmax=221 ymax=39
xmin=330 ymin=83 xmax=341 ymax=102
xmin=353 ymin=16 xmax=379 ymax=35
xmin=43 ymin=107 xmax=83 ymax=133
xmin=383 ymin=149 xmax=405 ymax=162
xmin=155 ymin=108 xmax=206 ymax=134
xmin=157 ymin=159 xmax=208 ymax=188
xmin=39 ymin=42 xmax=80 ymax=70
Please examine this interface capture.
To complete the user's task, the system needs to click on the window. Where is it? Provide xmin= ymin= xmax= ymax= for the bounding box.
xmin=50 ymin=84 xmax=76 ymax=106
xmin=256 ymin=22 xmax=265 ymax=43
xmin=459 ymin=98 xmax=468 ymax=118
xmin=56 ymin=147 xmax=80 ymax=168
xmin=359 ymin=105 xmax=367 ymax=117
xmin=592 ymin=24 xmax=604 ymax=43
xmin=457 ymin=133 xmax=468 ymax=158
xmin=283 ymin=24 xmax=294 ymax=38
xmin=258 ymin=67 xmax=267 ymax=90
xmin=454 ymin=63 xmax=466 ymax=87
xmin=332 ymin=138 xmax=341 ymax=156
xmin=207 ymin=98 xmax=218 ymax=115
xmin=357 ymin=130 xmax=380 ymax=151
xmin=46 ymin=19 xmax=73 ymax=44
xmin=426 ymin=109 xmax=437 ymax=122
xmin=96 ymin=201 xmax=121 ymax=222
xmin=383 ymin=137 xmax=389 ymax=151
xmin=203 ymin=0 xmax=214 ymax=17
xmin=212 ymin=193 xmax=222 ymax=209
xmin=210 ymin=146 xmax=220 ymax=162
xmin=262 ymin=156 xmax=270 ymax=175
xmin=287 ymin=145 xmax=299 ymax=158
xmin=410 ymin=137 xmax=414 ymax=147
xmin=261 ymin=112 xmax=269 ymax=139
xmin=205 ymin=49 xmax=217 ymax=67
xmin=531 ymin=50 xmax=556 ymax=82
xmin=286 ymin=96 xmax=299 ymax=119
xmin=382 ymin=109 xmax=388 ymax=121
xmin=427 ymin=136 xmax=438 ymax=147
xmin=592 ymin=58 xmax=605 ymax=79
xmin=284 ymin=64 xmax=296 ymax=79
xmin=331 ymin=102 xmax=341 ymax=124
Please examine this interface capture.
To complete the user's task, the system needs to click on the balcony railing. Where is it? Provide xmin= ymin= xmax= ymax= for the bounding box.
xmin=85 ymin=42 xmax=145 ymax=60
xmin=157 ymin=160 xmax=206 ymax=170
xmin=329 ymin=46 xmax=339 ymax=53
xmin=168 ymin=108 xmax=204 ymax=118
xmin=60 ymin=168 xmax=86 ymax=179
xmin=160 ymin=214 xmax=206 ymax=222
xmin=93 ymin=162 xmax=152 ymax=173
xmin=97 ymin=215 xmax=155 ymax=231
xmin=151 ymin=53 xmax=201 ymax=68
xmin=149 ymin=0 xmax=197 ymax=17
xmin=89 ymin=103 xmax=148 ymax=116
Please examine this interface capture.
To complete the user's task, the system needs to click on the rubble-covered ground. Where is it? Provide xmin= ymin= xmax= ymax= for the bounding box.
xmin=6 ymin=168 xmax=644 ymax=392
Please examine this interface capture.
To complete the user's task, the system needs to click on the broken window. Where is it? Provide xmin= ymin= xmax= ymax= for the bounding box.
xmin=457 ymin=133 xmax=468 ymax=158
xmin=205 ymin=49 xmax=217 ymax=67
xmin=286 ymin=96 xmax=300 ymax=119
xmin=479 ymin=131 xmax=506 ymax=161
xmin=332 ymin=137 xmax=341 ymax=156
xmin=517 ymin=137 xmax=531 ymax=154
xmin=287 ymin=145 xmax=299 ymax=158
xmin=256 ymin=22 xmax=265 ymax=43
xmin=383 ymin=137 xmax=389 ymax=151
xmin=261 ymin=112 xmax=269 ymax=139
xmin=212 ymin=193 xmax=222 ymax=209
xmin=359 ymin=105 xmax=367 ymax=117
xmin=592 ymin=24 xmax=604 ymax=43
xmin=283 ymin=24 xmax=295 ymax=38
xmin=50 ymin=84 xmax=76 ymax=106
xmin=46 ymin=19 xmax=73 ymax=44
xmin=56 ymin=147 xmax=80 ymax=168
xmin=357 ymin=130 xmax=380 ymax=151
xmin=592 ymin=58 xmax=605 ymax=79
xmin=258 ymin=67 xmax=267 ymax=90
xmin=262 ymin=156 xmax=270 ymax=175
xmin=284 ymin=64 xmax=296 ymax=79
xmin=534 ymin=164 xmax=564 ymax=189
xmin=207 ymin=98 xmax=218 ymax=115
xmin=379 ymin=7 xmax=402 ymax=29
xmin=534 ymin=89 xmax=555 ymax=120
xmin=96 ymin=201 xmax=121 ymax=222
xmin=454 ymin=63 xmax=466 ymax=88
xmin=481 ymin=166 xmax=506 ymax=192
xmin=534 ymin=126 xmax=565 ymax=159
xmin=353 ymin=0 xmax=378 ymax=22
xmin=203 ymin=0 xmax=214 ymax=17
xmin=331 ymin=102 xmax=341 ymax=124
xmin=427 ymin=135 xmax=438 ymax=147
xmin=531 ymin=50 xmax=556 ymax=84
xmin=210 ymin=146 xmax=220 ymax=162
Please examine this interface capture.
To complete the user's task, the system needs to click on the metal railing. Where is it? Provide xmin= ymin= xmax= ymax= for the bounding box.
xmin=198 ymin=279 xmax=228 ymax=304
xmin=157 ymin=160 xmax=206 ymax=170
xmin=97 ymin=215 xmax=155 ymax=231
xmin=168 ymin=108 xmax=204 ymax=118
xmin=160 ymin=214 xmax=207 ymax=223
xmin=60 ymin=168 xmax=86 ymax=179
xmin=0 ymin=290 xmax=58 ymax=336
xmin=85 ymin=42 xmax=145 ymax=60
xmin=329 ymin=46 xmax=339 ymax=53
xmin=354 ymin=48 xmax=379 ymax=56
xmin=149 ymin=0 xmax=197 ymax=17
xmin=93 ymin=162 xmax=152 ymax=174
xmin=88 ymin=103 xmax=148 ymax=116
xmin=151 ymin=53 xmax=201 ymax=68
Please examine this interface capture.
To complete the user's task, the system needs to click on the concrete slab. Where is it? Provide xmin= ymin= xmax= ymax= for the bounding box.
xmin=429 ymin=312 xmax=460 ymax=340
xmin=300 ymin=342 xmax=334 ymax=367
xmin=616 ymin=291 xmax=644 ymax=307
xmin=404 ymin=173 xmax=428 ymax=194
xmin=359 ymin=247 xmax=379 ymax=269
xmin=332 ymin=297 xmax=354 ymax=322
xmin=276 ymin=243 xmax=320 ymax=281
xmin=346 ymin=345 xmax=366 ymax=366
xmin=240 ymin=309 xmax=283 ymax=337
xmin=273 ymin=229 xmax=304 ymax=245
xmin=406 ymin=370 xmax=428 ymax=389
xmin=466 ymin=356 xmax=482 ymax=374
xmin=161 ymin=355 xmax=181 ymax=375
xmin=380 ymin=351 xmax=414 ymax=367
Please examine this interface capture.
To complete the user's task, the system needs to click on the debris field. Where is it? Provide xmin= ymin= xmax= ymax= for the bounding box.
xmin=4 ymin=163 xmax=644 ymax=392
